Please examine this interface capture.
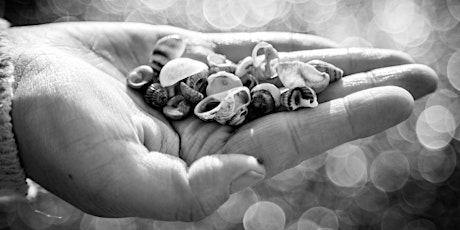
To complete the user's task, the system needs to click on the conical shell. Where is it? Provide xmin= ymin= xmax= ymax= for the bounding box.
xmin=180 ymin=81 xmax=204 ymax=104
xmin=144 ymin=83 xmax=168 ymax=108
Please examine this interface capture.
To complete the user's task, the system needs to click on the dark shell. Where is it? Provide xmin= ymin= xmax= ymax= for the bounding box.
xmin=186 ymin=69 xmax=209 ymax=94
xmin=307 ymin=60 xmax=344 ymax=82
xmin=144 ymin=83 xmax=168 ymax=108
xmin=180 ymin=82 xmax=204 ymax=104
xmin=280 ymin=87 xmax=317 ymax=111
xmin=163 ymin=95 xmax=192 ymax=120
xmin=250 ymin=89 xmax=276 ymax=115
xmin=240 ymin=73 xmax=259 ymax=90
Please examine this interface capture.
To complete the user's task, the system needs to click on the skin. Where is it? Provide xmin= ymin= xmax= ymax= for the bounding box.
xmin=2 ymin=22 xmax=437 ymax=221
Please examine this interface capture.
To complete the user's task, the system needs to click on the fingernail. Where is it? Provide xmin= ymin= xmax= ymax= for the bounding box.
xmin=230 ymin=170 xmax=265 ymax=193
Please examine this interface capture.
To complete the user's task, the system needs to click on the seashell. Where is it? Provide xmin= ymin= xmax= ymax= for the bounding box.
xmin=280 ymin=86 xmax=318 ymax=111
xmin=307 ymin=60 xmax=344 ymax=82
xmin=144 ymin=83 xmax=168 ymax=108
xmin=180 ymin=81 xmax=204 ymax=104
xmin=149 ymin=35 xmax=186 ymax=78
xmin=250 ymin=83 xmax=281 ymax=114
xmin=163 ymin=95 xmax=192 ymax=120
xmin=159 ymin=58 xmax=209 ymax=97
xmin=235 ymin=56 xmax=254 ymax=78
xmin=276 ymin=61 xmax=330 ymax=93
xmin=127 ymin=65 xmax=155 ymax=89
xmin=240 ymin=73 xmax=259 ymax=90
xmin=186 ymin=69 xmax=208 ymax=94
xmin=207 ymin=53 xmax=237 ymax=74
xmin=206 ymin=71 xmax=243 ymax=96
xmin=251 ymin=42 xmax=279 ymax=80
xmin=194 ymin=86 xmax=251 ymax=126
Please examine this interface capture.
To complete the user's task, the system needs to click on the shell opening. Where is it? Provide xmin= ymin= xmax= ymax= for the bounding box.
xmin=201 ymin=99 xmax=221 ymax=112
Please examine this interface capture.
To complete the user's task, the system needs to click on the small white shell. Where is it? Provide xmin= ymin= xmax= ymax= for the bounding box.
xmin=206 ymin=71 xmax=243 ymax=96
xmin=195 ymin=86 xmax=251 ymax=126
xmin=235 ymin=56 xmax=254 ymax=78
xmin=207 ymin=53 xmax=236 ymax=73
xmin=127 ymin=65 xmax=154 ymax=89
xmin=276 ymin=61 xmax=330 ymax=93
xmin=159 ymin=58 xmax=209 ymax=87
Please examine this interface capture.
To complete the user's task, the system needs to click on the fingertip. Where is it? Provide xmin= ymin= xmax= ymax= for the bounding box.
xmin=406 ymin=64 xmax=439 ymax=98
xmin=345 ymin=86 xmax=414 ymax=139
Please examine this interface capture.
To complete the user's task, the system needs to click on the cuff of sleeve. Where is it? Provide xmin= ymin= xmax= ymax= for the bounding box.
xmin=0 ymin=18 xmax=28 ymax=196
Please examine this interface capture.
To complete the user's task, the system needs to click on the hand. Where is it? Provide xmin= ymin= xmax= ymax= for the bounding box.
xmin=3 ymin=22 xmax=437 ymax=221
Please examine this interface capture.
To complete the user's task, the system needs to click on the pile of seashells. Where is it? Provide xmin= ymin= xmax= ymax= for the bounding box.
xmin=127 ymin=35 xmax=344 ymax=126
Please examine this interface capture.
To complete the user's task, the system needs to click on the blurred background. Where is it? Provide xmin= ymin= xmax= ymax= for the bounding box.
xmin=1 ymin=0 xmax=460 ymax=229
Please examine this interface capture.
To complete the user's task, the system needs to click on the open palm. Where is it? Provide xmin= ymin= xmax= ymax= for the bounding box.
xmin=4 ymin=22 xmax=437 ymax=221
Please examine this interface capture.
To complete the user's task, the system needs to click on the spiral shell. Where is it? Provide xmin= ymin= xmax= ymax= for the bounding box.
xmin=276 ymin=61 xmax=330 ymax=93
xmin=127 ymin=65 xmax=155 ymax=89
xmin=280 ymin=86 xmax=318 ymax=111
xmin=206 ymin=71 xmax=243 ymax=96
xmin=144 ymin=83 xmax=168 ymax=108
xmin=186 ymin=70 xmax=208 ymax=94
xmin=163 ymin=95 xmax=192 ymax=120
xmin=180 ymin=81 xmax=204 ymax=104
xmin=195 ymin=86 xmax=251 ymax=126
xmin=149 ymin=35 xmax=186 ymax=79
xmin=207 ymin=53 xmax=237 ymax=74
xmin=307 ymin=60 xmax=344 ymax=82
xmin=250 ymin=83 xmax=280 ymax=114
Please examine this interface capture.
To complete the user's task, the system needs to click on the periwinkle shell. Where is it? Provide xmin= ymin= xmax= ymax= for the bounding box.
xmin=280 ymin=86 xmax=318 ymax=111
xmin=144 ymin=83 xmax=168 ymax=108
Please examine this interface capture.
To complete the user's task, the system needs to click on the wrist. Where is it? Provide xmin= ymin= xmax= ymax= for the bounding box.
xmin=0 ymin=18 xmax=28 ymax=196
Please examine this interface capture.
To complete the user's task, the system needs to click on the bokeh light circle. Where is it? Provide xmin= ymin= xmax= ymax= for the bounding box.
xmin=418 ymin=145 xmax=456 ymax=183
xmin=370 ymin=151 xmax=410 ymax=192
xmin=447 ymin=50 xmax=460 ymax=92
xmin=403 ymin=219 xmax=436 ymax=230
xmin=326 ymin=144 xmax=368 ymax=187
xmin=297 ymin=206 xmax=339 ymax=230
xmin=416 ymin=105 xmax=456 ymax=150
xmin=216 ymin=188 xmax=259 ymax=224
xmin=243 ymin=201 xmax=286 ymax=230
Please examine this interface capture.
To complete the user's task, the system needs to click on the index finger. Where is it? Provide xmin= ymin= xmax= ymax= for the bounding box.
xmin=223 ymin=86 xmax=413 ymax=177
xmin=208 ymin=32 xmax=339 ymax=62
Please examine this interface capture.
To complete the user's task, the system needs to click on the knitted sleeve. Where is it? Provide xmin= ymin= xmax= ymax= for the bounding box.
xmin=0 ymin=19 xmax=28 ymax=195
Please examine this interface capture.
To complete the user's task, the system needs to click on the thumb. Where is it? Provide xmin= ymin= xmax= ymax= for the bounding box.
xmin=187 ymin=154 xmax=265 ymax=218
